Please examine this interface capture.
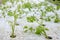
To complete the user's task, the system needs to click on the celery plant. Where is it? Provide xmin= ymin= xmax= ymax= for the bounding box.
xmin=8 ymin=11 xmax=18 ymax=38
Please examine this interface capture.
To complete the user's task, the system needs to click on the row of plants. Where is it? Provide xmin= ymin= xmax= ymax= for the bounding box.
xmin=0 ymin=0 xmax=60 ymax=39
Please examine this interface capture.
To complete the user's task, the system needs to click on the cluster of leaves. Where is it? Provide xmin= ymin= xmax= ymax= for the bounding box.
xmin=45 ymin=16 xmax=51 ymax=21
xmin=56 ymin=5 xmax=60 ymax=10
xmin=8 ymin=11 xmax=18 ymax=19
xmin=27 ymin=16 xmax=36 ymax=22
xmin=46 ymin=6 xmax=54 ymax=12
xmin=35 ymin=25 xmax=48 ymax=35
xmin=22 ymin=2 xmax=32 ymax=10
xmin=23 ymin=26 xmax=34 ymax=32
xmin=23 ymin=25 xmax=48 ymax=38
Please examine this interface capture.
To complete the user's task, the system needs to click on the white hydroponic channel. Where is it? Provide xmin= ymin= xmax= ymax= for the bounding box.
xmin=0 ymin=0 xmax=60 ymax=40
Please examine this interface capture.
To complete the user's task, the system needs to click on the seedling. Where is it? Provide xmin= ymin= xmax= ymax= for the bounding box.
xmin=35 ymin=25 xmax=48 ymax=35
xmin=8 ymin=10 xmax=18 ymax=38
xmin=23 ymin=25 xmax=49 ymax=39
xmin=35 ymin=25 xmax=52 ymax=39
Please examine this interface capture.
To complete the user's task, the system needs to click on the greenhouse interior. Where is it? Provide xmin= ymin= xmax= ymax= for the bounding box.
xmin=0 ymin=0 xmax=60 ymax=40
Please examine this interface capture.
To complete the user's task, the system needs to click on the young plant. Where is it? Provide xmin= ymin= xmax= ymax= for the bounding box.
xmin=23 ymin=25 xmax=49 ymax=39
xmin=35 ymin=25 xmax=48 ymax=35
xmin=8 ymin=11 xmax=18 ymax=38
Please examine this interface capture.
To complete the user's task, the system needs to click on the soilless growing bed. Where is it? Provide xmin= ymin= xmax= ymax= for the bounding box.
xmin=0 ymin=0 xmax=60 ymax=40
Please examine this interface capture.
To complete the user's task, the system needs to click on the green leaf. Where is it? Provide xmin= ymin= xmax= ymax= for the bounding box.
xmin=14 ymin=14 xmax=18 ymax=19
xmin=35 ymin=27 xmax=42 ymax=35
xmin=54 ymin=18 xmax=60 ymax=23
xmin=35 ymin=25 xmax=48 ymax=35
xmin=46 ymin=6 xmax=54 ymax=12
xmin=2 ymin=0 xmax=8 ymax=4
xmin=45 ymin=28 xmax=49 ymax=30
xmin=24 ymin=26 xmax=28 ymax=29
xmin=29 ymin=27 xmax=34 ymax=32
xmin=45 ymin=16 xmax=51 ymax=21
xmin=18 ymin=9 xmax=24 ymax=14
xmin=8 ymin=11 xmax=14 ymax=16
xmin=56 ymin=5 xmax=60 ymax=10
xmin=22 ymin=2 xmax=32 ymax=10
xmin=41 ymin=11 xmax=46 ymax=16
xmin=27 ymin=16 xmax=36 ymax=22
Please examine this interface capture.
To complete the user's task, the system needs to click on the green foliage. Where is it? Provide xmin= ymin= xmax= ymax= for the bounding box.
xmin=23 ymin=26 xmax=34 ymax=32
xmin=56 ymin=6 xmax=60 ymax=10
xmin=18 ymin=9 xmax=24 ymax=14
xmin=22 ymin=2 xmax=32 ymax=10
xmin=1 ymin=0 xmax=60 ymax=39
xmin=23 ymin=26 xmax=28 ymax=29
xmin=35 ymin=26 xmax=48 ymax=35
xmin=54 ymin=13 xmax=60 ymax=23
xmin=47 ymin=0 xmax=60 ymax=5
xmin=23 ymin=26 xmax=28 ymax=32
xmin=54 ymin=17 xmax=60 ymax=23
xmin=29 ymin=27 xmax=34 ymax=32
xmin=45 ymin=16 xmax=51 ymax=21
xmin=46 ymin=6 xmax=54 ymax=12
xmin=27 ymin=16 xmax=36 ymax=22
xmin=14 ymin=14 xmax=18 ymax=20
xmin=23 ymin=25 xmax=48 ymax=38
xmin=8 ymin=11 xmax=14 ymax=16
xmin=2 ymin=0 xmax=8 ymax=4
xmin=41 ymin=10 xmax=46 ymax=16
